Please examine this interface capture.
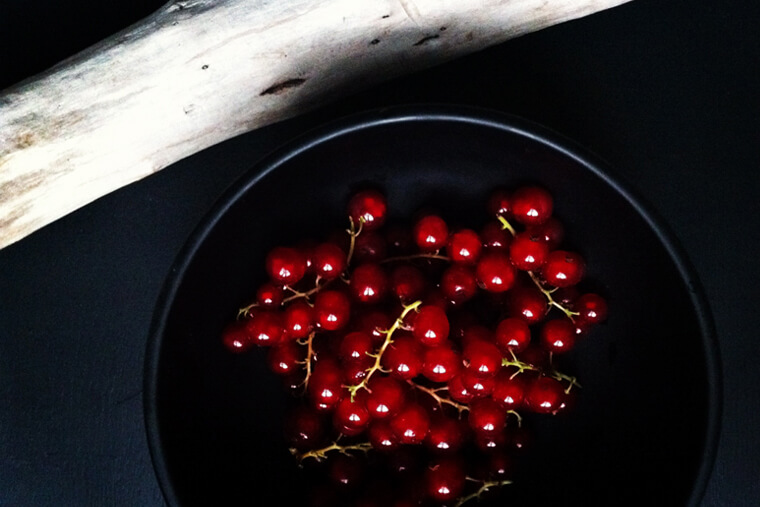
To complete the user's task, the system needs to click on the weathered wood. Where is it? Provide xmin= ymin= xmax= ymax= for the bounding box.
xmin=0 ymin=0 xmax=632 ymax=249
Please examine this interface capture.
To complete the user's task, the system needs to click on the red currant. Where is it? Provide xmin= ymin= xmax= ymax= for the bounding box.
xmin=541 ymin=250 xmax=586 ymax=288
xmin=426 ymin=417 xmax=467 ymax=453
xmin=339 ymin=331 xmax=374 ymax=363
xmin=243 ymin=310 xmax=285 ymax=346
xmin=411 ymin=305 xmax=450 ymax=347
xmin=314 ymin=290 xmax=351 ymax=331
xmin=350 ymin=263 xmax=389 ymax=304
xmin=368 ymin=420 xmax=400 ymax=452
xmin=308 ymin=358 xmax=344 ymax=412
xmin=265 ymin=246 xmax=307 ymax=286
xmin=311 ymin=242 xmax=347 ymax=280
xmin=476 ymin=252 xmax=517 ymax=292
xmin=422 ymin=345 xmax=462 ymax=383
xmin=440 ymin=265 xmax=478 ymax=305
xmin=447 ymin=229 xmax=482 ymax=264
xmin=574 ymin=293 xmax=609 ymax=326
xmin=468 ymin=398 xmax=507 ymax=435
xmin=539 ymin=318 xmax=576 ymax=353
xmin=284 ymin=406 xmax=325 ymax=451
xmin=348 ymin=189 xmax=387 ymax=231
xmin=390 ymin=402 xmax=430 ymax=444
xmin=333 ymin=395 xmax=371 ymax=436
xmin=525 ymin=376 xmax=566 ymax=414
xmin=511 ymin=186 xmax=553 ymax=226
xmin=462 ymin=339 xmax=502 ymax=377
xmin=487 ymin=187 xmax=512 ymax=218
xmin=480 ymin=221 xmax=512 ymax=251
xmin=527 ymin=216 xmax=565 ymax=250
xmin=509 ymin=231 xmax=549 ymax=271
xmin=255 ymin=281 xmax=284 ymax=308
xmin=413 ymin=215 xmax=449 ymax=252
xmin=494 ymin=317 xmax=531 ymax=354
xmin=365 ymin=376 xmax=406 ymax=419
xmin=354 ymin=230 xmax=388 ymax=263
xmin=267 ymin=340 xmax=302 ymax=376
xmin=507 ymin=286 xmax=548 ymax=324
xmin=382 ymin=335 xmax=424 ymax=380
xmin=221 ymin=321 xmax=253 ymax=353
xmin=390 ymin=264 xmax=427 ymax=304
xmin=425 ymin=458 xmax=466 ymax=503
xmin=491 ymin=370 xmax=527 ymax=410
xmin=282 ymin=300 xmax=314 ymax=339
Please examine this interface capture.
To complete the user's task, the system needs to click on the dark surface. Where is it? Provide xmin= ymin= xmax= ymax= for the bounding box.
xmin=0 ymin=0 xmax=758 ymax=505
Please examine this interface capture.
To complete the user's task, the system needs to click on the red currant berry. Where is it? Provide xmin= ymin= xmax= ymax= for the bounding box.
xmin=390 ymin=402 xmax=430 ymax=444
xmin=574 ymin=293 xmax=609 ymax=326
xmin=426 ymin=458 xmax=466 ymax=503
xmin=463 ymin=339 xmax=502 ymax=377
xmin=282 ymin=300 xmax=314 ymax=339
xmin=339 ymin=331 xmax=375 ymax=363
xmin=267 ymin=340 xmax=302 ymax=376
xmin=243 ymin=310 xmax=285 ymax=346
xmin=507 ymin=286 xmax=548 ymax=324
xmin=422 ymin=345 xmax=462 ymax=383
xmin=447 ymin=229 xmax=482 ymax=264
xmin=527 ymin=216 xmax=565 ymax=250
xmin=413 ymin=215 xmax=449 ymax=252
xmin=348 ymin=189 xmax=387 ymax=231
xmin=368 ymin=420 xmax=401 ymax=452
xmin=440 ymin=265 xmax=478 ymax=305
xmin=517 ymin=345 xmax=551 ymax=371
xmin=221 ymin=321 xmax=253 ymax=353
xmin=459 ymin=368 xmax=496 ymax=398
xmin=357 ymin=310 xmax=393 ymax=346
xmin=487 ymin=187 xmax=512 ymax=218
xmin=480 ymin=221 xmax=512 ymax=251
xmin=265 ymin=246 xmax=307 ymax=286
xmin=468 ymin=398 xmax=507 ymax=435
xmin=333 ymin=395 xmax=371 ymax=436
xmin=354 ymin=230 xmax=388 ymax=263
xmin=539 ymin=318 xmax=576 ymax=354
xmin=256 ymin=281 xmax=284 ymax=308
xmin=541 ymin=250 xmax=586 ymax=288
xmin=491 ymin=370 xmax=527 ymax=410
xmin=460 ymin=324 xmax=493 ymax=348
xmin=365 ymin=376 xmax=406 ymax=419
xmin=448 ymin=374 xmax=476 ymax=404
xmin=511 ymin=186 xmax=553 ymax=226
xmin=390 ymin=264 xmax=427 ymax=304
xmin=342 ymin=359 xmax=372 ymax=385
xmin=350 ymin=263 xmax=389 ymax=304
xmin=476 ymin=252 xmax=517 ymax=293
xmin=494 ymin=317 xmax=531 ymax=354
xmin=525 ymin=376 xmax=566 ymax=414
xmin=382 ymin=335 xmax=424 ymax=380
xmin=411 ymin=305 xmax=450 ymax=347
xmin=314 ymin=290 xmax=351 ymax=331
xmin=474 ymin=428 xmax=509 ymax=452
xmin=426 ymin=417 xmax=467 ymax=453
xmin=329 ymin=453 xmax=364 ymax=488
xmin=308 ymin=358 xmax=345 ymax=412
xmin=311 ymin=243 xmax=347 ymax=280
xmin=284 ymin=406 xmax=325 ymax=451
xmin=509 ymin=231 xmax=550 ymax=271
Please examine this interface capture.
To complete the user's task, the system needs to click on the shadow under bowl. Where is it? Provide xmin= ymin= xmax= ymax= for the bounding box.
xmin=145 ymin=106 xmax=720 ymax=506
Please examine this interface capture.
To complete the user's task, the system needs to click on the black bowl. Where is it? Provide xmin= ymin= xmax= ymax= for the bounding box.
xmin=145 ymin=106 xmax=720 ymax=506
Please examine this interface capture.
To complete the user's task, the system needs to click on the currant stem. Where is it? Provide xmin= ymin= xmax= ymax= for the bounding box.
xmin=550 ymin=370 xmax=582 ymax=393
xmin=502 ymin=350 xmax=537 ymax=379
xmin=497 ymin=215 xmax=516 ymax=237
xmin=409 ymin=382 xmax=469 ymax=414
xmin=346 ymin=300 xmax=423 ymax=401
xmin=281 ymin=282 xmax=323 ymax=305
xmin=526 ymin=271 xmax=580 ymax=321
xmin=456 ymin=478 xmax=512 ymax=506
xmin=345 ymin=216 xmax=364 ymax=267
xmin=296 ymin=331 xmax=316 ymax=392
xmin=291 ymin=441 xmax=373 ymax=462
xmin=507 ymin=409 xmax=523 ymax=427
xmin=237 ymin=302 xmax=256 ymax=319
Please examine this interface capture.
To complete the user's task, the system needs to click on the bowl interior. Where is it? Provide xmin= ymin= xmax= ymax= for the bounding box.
xmin=146 ymin=109 xmax=718 ymax=506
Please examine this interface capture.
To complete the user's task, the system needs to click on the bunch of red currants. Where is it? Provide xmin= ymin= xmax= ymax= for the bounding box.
xmin=222 ymin=185 xmax=608 ymax=506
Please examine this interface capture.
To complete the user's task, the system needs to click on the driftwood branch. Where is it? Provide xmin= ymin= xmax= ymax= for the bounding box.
xmin=0 ymin=0 xmax=632 ymax=249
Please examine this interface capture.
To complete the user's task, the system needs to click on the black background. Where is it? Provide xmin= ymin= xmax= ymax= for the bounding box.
xmin=1 ymin=0 xmax=758 ymax=505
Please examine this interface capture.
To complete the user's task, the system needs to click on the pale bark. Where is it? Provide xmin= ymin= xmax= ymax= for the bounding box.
xmin=0 ymin=0 xmax=632 ymax=249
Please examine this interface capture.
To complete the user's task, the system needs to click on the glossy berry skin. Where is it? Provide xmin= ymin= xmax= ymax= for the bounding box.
xmin=459 ymin=368 xmax=496 ymax=398
xmin=447 ymin=374 xmax=476 ymax=404
xmin=525 ymin=376 xmax=566 ymax=414
xmin=494 ymin=317 xmax=532 ymax=354
xmin=541 ymin=250 xmax=586 ymax=288
xmin=221 ymin=321 xmax=253 ymax=353
xmin=256 ymin=282 xmax=284 ymax=308
xmin=462 ymin=339 xmax=502 ymax=377
xmin=509 ymin=231 xmax=550 ymax=271
xmin=383 ymin=335 xmax=424 ymax=380
xmin=339 ymin=331 xmax=374 ymax=363
xmin=390 ymin=403 xmax=430 ymax=444
xmin=468 ymin=398 xmax=507 ymax=435
xmin=267 ymin=340 xmax=302 ymax=376
xmin=348 ymin=189 xmax=387 ymax=231
xmin=412 ymin=305 xmax=450 ymax=347
xmin=244 ymin=311 xmax=285 ymax=346
xmin=480 ymin=221 xmax=512 ymax=251
xmin=507 ymin=287 xmax=548 ymax=324
xmin=311 ymin=243 xmax=347 ymax=280
xmin=365 ymin=376 xmax=406 ymax=419
xmin=308 ymin=358 xmax=344 ymax=412
xmin=284 ymin=406 xmax=325 ymax=451
xmin=314 ymin=290 xmax=351 ymax=331
xmin=333 ymin=395 xmax=371 ymax=436
xmin=440 ymin=265 xmax=478 ymax=305
xmin=476 ymin=252 xmax=517 ymax=293
xmin=283 ymin=300 xmax=314 ymax=339
xmin=426 ymin=417 xmax=467 ymax=453
xmin=390 ymin=265 xmax=427 ymax=304
xmin=539 ymin=318 xmax=577 ymax=354
xmin=413 ymin=215 xmax=449 ymax=252
xmin=368 ymin=420 xmax=400 ymax=452
xmin=422 ymin=345 xmax=462 ymax=383
xmin=265 ymin=246 xmax=307 ymax=286
xmin=527 ymin=216 xmax=565 ymax=250
xmin=491 ymin=370 xmax=527 ymax=410
xmin=357 ymin=310 xmax=393 ymax=346
xmin=447 ymin=229 xmax=482 ymax=264
xmin=350 ymin=263 xmax=389 ymax=304
xmin=425 ymin=458 xmax=466 ymax=503
xmin=574 ymin=293 xmax=609 ymax=326
xmin=487 ymin=187 xmax=512 ymax=218
xmin=511 ymin=186 xmax=553 ymax=226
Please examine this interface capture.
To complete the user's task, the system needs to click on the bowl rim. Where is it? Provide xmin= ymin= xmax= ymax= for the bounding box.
xmin=143 ymin=104 xmax=722 ymax=507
